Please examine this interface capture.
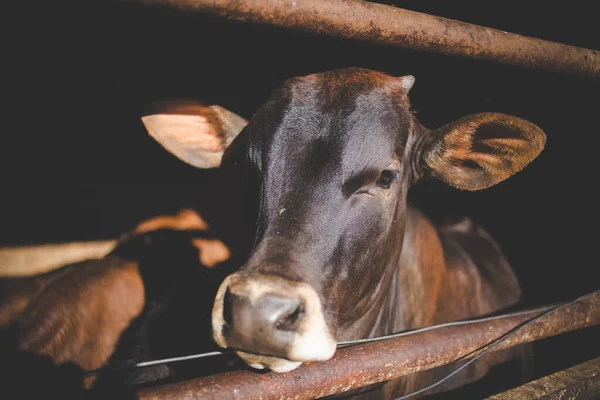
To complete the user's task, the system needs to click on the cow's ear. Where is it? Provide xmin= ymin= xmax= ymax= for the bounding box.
xmin=142 ymin=101 xmax=248 ymax=169
xmin=421 ymin=113 xmax=546 ymax=190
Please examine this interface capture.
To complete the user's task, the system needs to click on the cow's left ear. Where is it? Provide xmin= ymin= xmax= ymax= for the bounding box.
xmin=421 ymin=113 xmax=546 ymax=190
xmin=142 ymin=101 xmax=248 ymax=169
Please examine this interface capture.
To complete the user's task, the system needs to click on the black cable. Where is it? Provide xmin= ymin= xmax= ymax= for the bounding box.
xmin=393 ymin=289 xmax=600 ymax=400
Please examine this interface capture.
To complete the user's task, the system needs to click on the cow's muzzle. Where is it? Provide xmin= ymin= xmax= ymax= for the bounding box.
xmin=212 ymin=273 xmax=336 ymax=372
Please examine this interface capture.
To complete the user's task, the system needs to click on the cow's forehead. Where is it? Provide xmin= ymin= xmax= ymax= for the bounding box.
xmin=284 ymin=69 xmax=409 ymax=110
xmin=261 ymin=69 xmax=412 ymax=165
xmin=296 ymin=68 xmax=408 ymax=94
xmin=247 ymin=70 xmax=413 ymax=213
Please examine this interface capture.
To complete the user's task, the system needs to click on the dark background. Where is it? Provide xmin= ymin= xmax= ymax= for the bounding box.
xmin=2 ymin=0 xmax=599 ymax=386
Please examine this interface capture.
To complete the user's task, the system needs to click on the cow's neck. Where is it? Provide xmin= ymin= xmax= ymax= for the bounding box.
xmin=339 ymin=205 xmax=464 ymax=342
xmin=396 ymin=205 xmax=449 ymax=330
xmin=335 ymin=273 xmax=399 ymax=342
xmin=394 ymin=205 xmax=520 ymax=332
xmin=339 ymin=203 xmax=521 ymax=343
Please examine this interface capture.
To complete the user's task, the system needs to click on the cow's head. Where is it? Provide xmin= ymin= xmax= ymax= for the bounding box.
xmin=142 ymin=68 xmax=546 ymax=372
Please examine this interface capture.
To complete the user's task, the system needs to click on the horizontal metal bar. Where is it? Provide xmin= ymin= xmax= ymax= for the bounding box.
xmin=0 ymin=240 xmax=117 ymax=276
xmin=137 ymin=291 xmax=600 ymax=399
xmin=486 ymin=356 xmax=600 ymax=399
xmin=125 ymin=0 xmax=600 ymax=79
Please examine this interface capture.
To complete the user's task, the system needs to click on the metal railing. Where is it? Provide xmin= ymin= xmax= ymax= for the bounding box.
xmin=485 ymin=356 xmax=600 ymax=399
xmin=125 ymin=0 xmax=600 ymax=79
xmin=136 ymin=291 xmax=600 ymax=399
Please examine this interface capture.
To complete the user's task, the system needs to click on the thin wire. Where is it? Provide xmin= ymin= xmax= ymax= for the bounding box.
xmin=392 ymin=289 xmax=600 ymax=400
xmin=337 ymin=303 xmax=558 ymax=347
xmin=134 ymin=351 xmax=224 ymax=368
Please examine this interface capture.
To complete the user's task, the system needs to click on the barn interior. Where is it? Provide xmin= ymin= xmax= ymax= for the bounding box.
xmin=2 ymin=0 xmax=599 ymax=398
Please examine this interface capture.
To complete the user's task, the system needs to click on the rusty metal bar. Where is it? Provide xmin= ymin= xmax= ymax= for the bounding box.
xmin=137 ymin=291 xmax=600 ymax=399
xmin=125 ymin=0 xmax=600 ymax=79
xmin=486 ymin=356 xmax=600 ymax=399
xmin=0 ymin=240 xmax=117 ymax=277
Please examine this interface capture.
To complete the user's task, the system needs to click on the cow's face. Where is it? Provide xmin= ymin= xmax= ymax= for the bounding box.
xmin=142 ymin=68 xmax=546 ymax=373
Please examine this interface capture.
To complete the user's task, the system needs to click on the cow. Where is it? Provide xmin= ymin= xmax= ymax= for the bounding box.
xmin=0 ymin=208 xmax=237 ymax=397
xmin=141 ymin=67 xmax=546 ymax=398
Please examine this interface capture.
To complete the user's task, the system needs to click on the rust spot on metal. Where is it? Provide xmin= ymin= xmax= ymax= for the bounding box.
xmin=137 ymin=292 xmax=600 ymax=399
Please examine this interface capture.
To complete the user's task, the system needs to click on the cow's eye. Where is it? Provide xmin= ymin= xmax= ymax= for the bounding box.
xmin=376 ymin=170 xmax=398 ymax=189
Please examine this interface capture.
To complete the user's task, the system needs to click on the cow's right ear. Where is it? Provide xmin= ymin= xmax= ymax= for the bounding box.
xmin=142 ymin=101 xmax=248 ymax=169
xmin=419 ymin=113 xmax=546 ymax=190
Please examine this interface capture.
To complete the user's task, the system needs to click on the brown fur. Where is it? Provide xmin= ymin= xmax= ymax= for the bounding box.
xmin=0 ymin=276 xmax=53 ymax=330
xmin=16 ymin=258 xmax=145 ymax=371
xmin=424 ymin=113 xmax=546 ymax=190
xmin=0 ymin=208 xmax=231 ymax=375
xmin=399 ymin=208 xmax=521 ymax=329
xmin=137 ymin=69 xmax=543 ymax=398
xmin=192 ymin=238 xmax=231 ymax=268
xmin=383 ymin=206 xmax=524 ymax=398
xmin=133 ymin=208 xmax=209 ymax=234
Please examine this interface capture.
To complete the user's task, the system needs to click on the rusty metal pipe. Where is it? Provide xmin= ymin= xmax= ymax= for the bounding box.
xmin=137 ymin=291 xmax=600 ymax=399
xmin=125 ymin=0 xmax=600 ymax=79
xmin=485 ymin=356 xmax=600 ymax=399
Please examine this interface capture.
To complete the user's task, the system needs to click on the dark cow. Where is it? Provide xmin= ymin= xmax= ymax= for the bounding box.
xmin=0 ymin=209 xmax=236 ymax=396
xmin=0 ymin=99 xmax=250 ymax=397
xmin=142 ymin=68 xmax=545 ymax=397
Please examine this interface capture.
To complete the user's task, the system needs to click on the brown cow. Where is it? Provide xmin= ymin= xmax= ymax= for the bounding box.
xmin=0 ymin=208 xmax=234 ymax=395
xmin=1 ymin=98 xmax=248 ymax=397
xmin=142 ymin=68 xmax=545 ymax=398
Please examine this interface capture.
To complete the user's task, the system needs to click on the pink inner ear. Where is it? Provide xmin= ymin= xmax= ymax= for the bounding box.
xmin=181 ymin=123 xmax=223 ymax=152
xmin=142 ymin=113 xmax=227 ymax=169
xmin=150 ymin=114 xmax=223 ymax=152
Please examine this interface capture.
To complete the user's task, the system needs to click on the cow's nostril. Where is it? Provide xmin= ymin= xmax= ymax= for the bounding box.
xmin=223 ymin=288 xmax=234 ymax=326
xmin=275 ymin=302 xmax=304 ymax=332
xmin=214 ymin=277 xmax=336 ymax=364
